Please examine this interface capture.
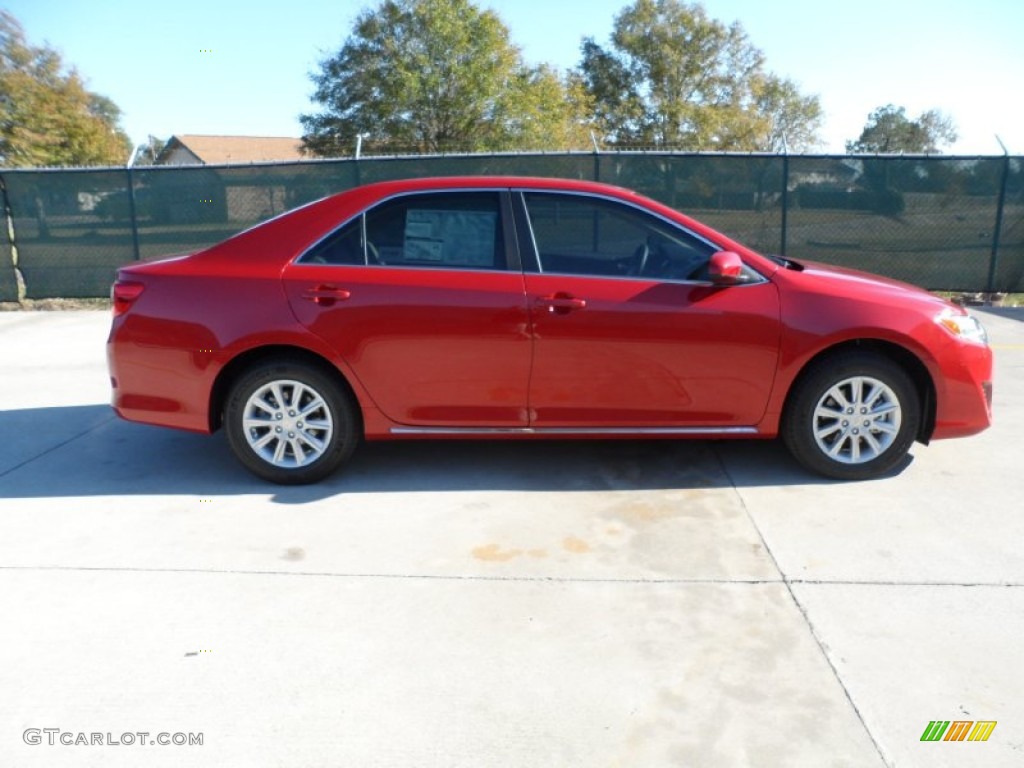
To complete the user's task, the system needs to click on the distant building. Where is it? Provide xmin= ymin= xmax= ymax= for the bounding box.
xmin=151 ymin=135 xmax=306 ymax=222
xmin=155 ymin=135 xmax=305 ymax=165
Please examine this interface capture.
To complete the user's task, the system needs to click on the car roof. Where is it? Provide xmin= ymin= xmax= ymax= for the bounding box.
xmin=327 ymin=175 xmax=642 ymax=204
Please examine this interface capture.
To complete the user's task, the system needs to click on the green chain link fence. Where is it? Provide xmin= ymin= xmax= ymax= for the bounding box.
xmin=1 ymin=152 xmax=1020 ymax=299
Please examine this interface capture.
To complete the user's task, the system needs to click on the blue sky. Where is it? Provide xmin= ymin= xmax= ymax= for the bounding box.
xmin=8 ymin=0 xmax=1024 ymax=154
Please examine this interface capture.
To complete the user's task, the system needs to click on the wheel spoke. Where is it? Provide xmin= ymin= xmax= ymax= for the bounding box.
xmin=251 ymin=397 xmax=277 ymax=416
xmin=826 ymin=385 xmax=851 ymax=410
xmin=849 ymin=436 xmax=862 ymax=462
xmin=827 ymin=434 xmax=848 ymax=458
xmin=815 ymin=423 xmax=842 ymax=440
xmin=864 ymin=383 xmax=884 ymax=409
xmin=862 ymin=431 xmax=883 ymax=456
xmin=297 ymin=431 xmax=325 ymax=453
xmin=299 ymin=398 xmax=326 ymax=418
xmin=290 ymin=383 xmax=309 ymax=408
xmin=871 ymin=420 xmax=898 ymax=435
xmin=268 ymin=382 xmax=284 ymax=411
xmin=850 ymin=378 xmax=864 ymax=407
xmin=272 ymin=436 xmax=289 ymax=464
xmin=252 ymin=432 xmax=276 ymax=450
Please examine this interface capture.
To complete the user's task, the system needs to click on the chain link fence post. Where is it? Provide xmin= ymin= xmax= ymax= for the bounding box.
xmin=986 ymin=147 xmax=1010 ymax=296
xmin=0 ymin=172 xmax=25 ymax=301
xmin=779 ymin=153 xmax=789 ymax=256
xmin=126 ymin=164 xmax=141 ymax=261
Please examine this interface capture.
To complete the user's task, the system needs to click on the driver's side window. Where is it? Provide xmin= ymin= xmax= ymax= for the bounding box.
xmin=521 ymin=192 xmax=714 ymax=280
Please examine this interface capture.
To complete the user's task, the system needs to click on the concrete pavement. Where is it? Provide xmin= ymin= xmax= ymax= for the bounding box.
xmin=0 ymin=309 xmax=1021 ymax=767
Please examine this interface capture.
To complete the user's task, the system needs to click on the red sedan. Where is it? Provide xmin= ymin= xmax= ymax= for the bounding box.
xmin=107 ymin=176 xmax=993 ymax=483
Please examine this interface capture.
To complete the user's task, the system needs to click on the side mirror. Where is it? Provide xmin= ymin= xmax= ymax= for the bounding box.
xmin=708 ymin=251 xmax=746 ymax=285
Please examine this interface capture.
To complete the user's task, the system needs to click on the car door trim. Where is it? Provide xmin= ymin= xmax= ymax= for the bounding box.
xmin=389 ymin=426 xmax=759 ymax=436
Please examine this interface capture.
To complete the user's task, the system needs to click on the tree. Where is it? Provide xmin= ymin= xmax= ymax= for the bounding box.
xmin=492 ymin=66 xmax=595 ymax=151
xmin=0 ymin=11 xmax=131 ymax=167
xmin=578 ymin=0 xmax=821 ymax=151
xmin=132 ymin=134 xmax=166 ymax=166
xmin=846 ymin=104 xmax=957 ymax=154
xmin=301 ymin=0 xmax=593 ymax=155
xmin=751 ymin=75 xmax=822 ymax=153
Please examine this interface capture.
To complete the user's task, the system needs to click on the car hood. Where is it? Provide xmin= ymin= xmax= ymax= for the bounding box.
xmin=788 ymin=258 xmax=952 ymax=310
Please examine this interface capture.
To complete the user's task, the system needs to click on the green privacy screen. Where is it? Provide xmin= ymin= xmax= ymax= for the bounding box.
xmin=1 ymin=152 xmax=1020 ymax=298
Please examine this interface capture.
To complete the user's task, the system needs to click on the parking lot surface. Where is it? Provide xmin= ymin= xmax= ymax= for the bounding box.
xmin=1 ymin=308 xmax=1022 ymax=767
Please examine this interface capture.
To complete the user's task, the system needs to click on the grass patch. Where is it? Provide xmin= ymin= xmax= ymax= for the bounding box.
xmin=0 ymin=297 xmax=111 ymax=311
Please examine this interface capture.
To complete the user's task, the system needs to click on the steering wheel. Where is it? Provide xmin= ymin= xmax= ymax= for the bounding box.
xmin=631 ymin=243 xmax=649 ymax=276
xmin=366 ymin=240 xmax=381 ymax=265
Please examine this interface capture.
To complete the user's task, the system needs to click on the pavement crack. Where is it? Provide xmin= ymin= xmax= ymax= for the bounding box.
xmin=0 ymin=565 xmax=786 ymax=584
xmin=712 ymin=444 xmax=893 ymax=768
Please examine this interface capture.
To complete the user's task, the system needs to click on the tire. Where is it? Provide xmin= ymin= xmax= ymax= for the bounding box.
xmin=782 ymin=351 xmax=920 ymax=480
xmin=224 ymin=360 xmax=359 ymax=484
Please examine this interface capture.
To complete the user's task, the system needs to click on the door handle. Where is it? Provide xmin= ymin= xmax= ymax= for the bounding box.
xmin=302 ymin=285 xmax=351 ymax=306
xmin=537 ymin=293 xmax=586 ymax=314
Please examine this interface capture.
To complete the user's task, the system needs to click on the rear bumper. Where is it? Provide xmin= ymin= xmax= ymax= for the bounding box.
xmin=107 ymin=316 xmax=217 ymax=434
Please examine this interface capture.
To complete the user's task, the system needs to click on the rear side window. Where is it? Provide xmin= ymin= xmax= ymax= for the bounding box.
xmin=300 ymin=218 xmax=365 ymax=265
xmin=366 ymin=192 xmax=505 ymax=270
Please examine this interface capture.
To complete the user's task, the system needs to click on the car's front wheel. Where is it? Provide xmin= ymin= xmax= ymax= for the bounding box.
xmin=782 ymin=351 xmax=920 ymax=480
xmin=225 ymin=360 xmax=359 ymax=484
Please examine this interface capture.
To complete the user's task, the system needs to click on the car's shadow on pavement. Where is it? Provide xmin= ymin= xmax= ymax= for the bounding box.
xmin=0 ymin=404 xmax=890 ymax=502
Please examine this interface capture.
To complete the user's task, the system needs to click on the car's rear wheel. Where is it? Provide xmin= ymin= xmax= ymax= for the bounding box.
xmin=225 ymin=360 xmax=358 ymax=484
xmin=782 ymin=351 xmax=920 ymax=480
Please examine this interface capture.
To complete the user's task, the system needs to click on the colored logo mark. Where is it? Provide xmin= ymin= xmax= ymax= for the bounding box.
xmin=920 ymin=720 xmax=996 ymax=742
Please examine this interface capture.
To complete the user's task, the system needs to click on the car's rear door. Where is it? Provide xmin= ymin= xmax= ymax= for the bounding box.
xmin=516 ymin=190 xmax=781 ymax=428
xmin=282 ymin=189 xmax=531 ymax=428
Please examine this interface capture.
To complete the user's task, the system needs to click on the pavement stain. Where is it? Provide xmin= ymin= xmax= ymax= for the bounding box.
xmin=471 ymin=543 xmax=523 ymax=562
xmin=611 ymin=492 xmax=719 ymax=525
xmin=282 ymin=547 xmax=305 ymax=561
xmin=471 ymin=539 xmax=592 ymax=561
xmin=563 ymin=536 xmax=591 ymax=553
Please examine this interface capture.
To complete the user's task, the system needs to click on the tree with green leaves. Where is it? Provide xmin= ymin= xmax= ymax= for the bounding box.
xmin=0 ymin=11 xmax=131 ymax=167
xmin=578 ymin=0 xmax=821 ymax=151
xmin=300 ymin=0 xmax=592 ymax=155
xmin=846 ymin=104 xmax=957 ymax=154
xmin=131 ymin=134 xmax=166 ymax=166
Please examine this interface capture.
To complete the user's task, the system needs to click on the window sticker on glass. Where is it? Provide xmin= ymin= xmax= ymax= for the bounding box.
xmin=404 ymin=210 xmax=496 ymax=266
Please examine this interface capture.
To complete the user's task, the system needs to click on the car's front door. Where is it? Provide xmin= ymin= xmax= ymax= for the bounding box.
xmin=282 ymin=190 xmax=531 ymax=428
xmin=517 ymin=190 xmax=781 ymax=428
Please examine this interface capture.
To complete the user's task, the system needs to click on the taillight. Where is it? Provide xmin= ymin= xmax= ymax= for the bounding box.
xmin=112 ymin=280 xmax=144 ymax=316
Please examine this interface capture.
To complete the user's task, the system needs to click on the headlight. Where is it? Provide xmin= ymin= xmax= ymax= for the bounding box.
xmin=935 ymin=308 xmax=988 ymax=345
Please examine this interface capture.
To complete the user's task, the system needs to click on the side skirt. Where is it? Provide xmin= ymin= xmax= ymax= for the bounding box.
xmin=389 ymin=426 xmax=759 ymax=436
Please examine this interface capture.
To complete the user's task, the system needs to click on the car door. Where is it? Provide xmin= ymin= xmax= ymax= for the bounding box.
xmin=282 ymin=189 xmax=532 ymax=428
xmin=516 ymin=190 xmax=781 ymax=428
